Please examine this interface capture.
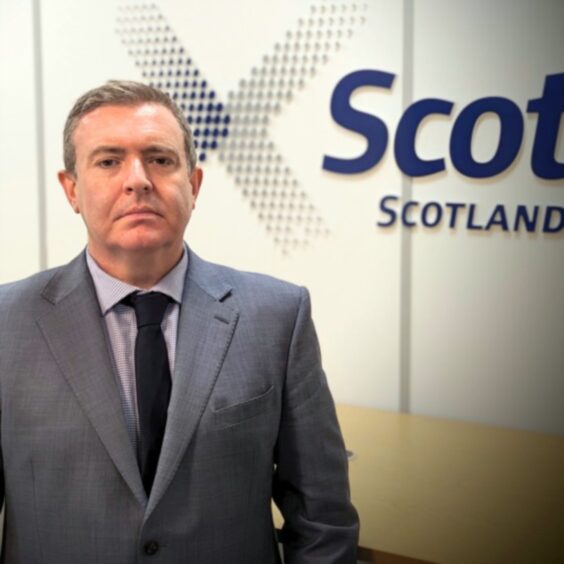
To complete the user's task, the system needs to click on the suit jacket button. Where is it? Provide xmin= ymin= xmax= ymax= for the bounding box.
xmin=144 ymin=541 xmax=159 ymax=555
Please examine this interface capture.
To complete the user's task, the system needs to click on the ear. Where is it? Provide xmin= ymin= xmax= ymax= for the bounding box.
xmin=58 ymin=170 xmax=80 ymax=213
xmin=189 ymin=167 xmax=203 ymax=209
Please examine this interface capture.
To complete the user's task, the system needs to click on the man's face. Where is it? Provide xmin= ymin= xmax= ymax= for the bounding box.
xmin=59 ymin=103 xmax=202 ymax=263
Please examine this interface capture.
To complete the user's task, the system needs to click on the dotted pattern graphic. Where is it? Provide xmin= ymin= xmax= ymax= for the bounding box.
xmin=116 ymin=2 xmax=367 ymax=253
xmin=116 ymin=5 xmax=229 ymax=164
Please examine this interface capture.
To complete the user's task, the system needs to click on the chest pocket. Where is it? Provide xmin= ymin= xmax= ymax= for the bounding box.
xmin=211 ymin=385 xmax=276 ymax=428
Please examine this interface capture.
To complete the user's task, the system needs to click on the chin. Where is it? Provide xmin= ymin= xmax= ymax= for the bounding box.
xmin=116 ymin=235 xmax=175 ymax=254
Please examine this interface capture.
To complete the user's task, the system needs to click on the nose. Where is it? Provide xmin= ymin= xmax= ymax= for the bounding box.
xmin=123 ymin=158 xmax=152 ymax=194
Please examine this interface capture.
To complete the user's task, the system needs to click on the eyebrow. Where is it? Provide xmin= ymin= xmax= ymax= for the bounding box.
xmin=87 ymin=146 xmax=125 ymax=162
xmin=87 ymin=144 xmax=180 ymax=163
xmin=141 ymin=145 xmax=179 ymax=158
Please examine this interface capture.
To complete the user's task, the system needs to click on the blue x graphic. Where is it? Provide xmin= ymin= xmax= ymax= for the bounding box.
xmin=116 ymin=1 xmax=366 ymax=252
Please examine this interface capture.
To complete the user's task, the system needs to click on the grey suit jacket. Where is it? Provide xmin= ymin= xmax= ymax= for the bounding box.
xmin=0 ymin=248 xmax=358 ymax=563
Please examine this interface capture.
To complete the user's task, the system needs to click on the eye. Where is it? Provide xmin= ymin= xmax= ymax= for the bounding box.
xmin=150 ymin=156 xmax=174 ymax=167
xmin=97 ymin=158 xmax=119 ymax=168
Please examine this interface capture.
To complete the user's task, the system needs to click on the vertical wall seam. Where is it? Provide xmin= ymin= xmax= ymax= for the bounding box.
xmin=399 ymin=0 xmax=414 ymax=413
xmin=32 ymin=0 xmax=47 ymax=271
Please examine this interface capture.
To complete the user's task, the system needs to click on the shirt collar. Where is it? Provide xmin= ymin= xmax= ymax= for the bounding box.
xmin=86 ymin=247 xmax=188 ymax=315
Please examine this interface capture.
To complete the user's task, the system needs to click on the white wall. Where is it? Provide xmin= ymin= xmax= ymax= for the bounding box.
xmin=0 ymin=0 xmax=562 ymax=435
xmin=409 ymin=0 xmax=564 ymax=433
xmin=0 ymin=0 xmax=40 ymax=282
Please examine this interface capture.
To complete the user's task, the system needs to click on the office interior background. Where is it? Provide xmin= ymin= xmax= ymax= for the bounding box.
xmin=2 ymin=0 xmax=562 ymax=435
xmin=0 ymin=0 xmax=563 ymax=562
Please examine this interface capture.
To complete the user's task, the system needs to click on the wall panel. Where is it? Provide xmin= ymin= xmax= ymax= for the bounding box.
xmin=39 ymin=0 xmax=405 ymax=411
xmin=0 ymin=0 xmax=40 ymax=282
xmin=410 ymin=0 xmax=564 ymax=434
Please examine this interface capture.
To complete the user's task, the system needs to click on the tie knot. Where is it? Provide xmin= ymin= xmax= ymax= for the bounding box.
xmin=123 ymin=291 xmax=171 ymax=328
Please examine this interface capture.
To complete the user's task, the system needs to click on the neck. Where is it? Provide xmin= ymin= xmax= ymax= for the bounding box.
xmin=88 ymin=244 xmax=184 ymax=289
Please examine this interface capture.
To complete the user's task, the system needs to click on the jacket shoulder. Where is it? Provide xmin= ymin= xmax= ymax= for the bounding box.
xmin=188 ymin=252 xmax=305 ymax=308
xmin=0 ymin=267 xmax=61 ymax=309
xmin=0 ymin=251 xmax=87 ymax=314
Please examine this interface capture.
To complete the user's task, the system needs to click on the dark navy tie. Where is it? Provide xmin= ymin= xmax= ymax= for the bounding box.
xmin=123 ymin=291 xmax=172 ymax=495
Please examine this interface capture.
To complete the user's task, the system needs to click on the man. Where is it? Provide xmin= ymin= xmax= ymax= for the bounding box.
xmin=0 ymin=80 xmax=358 ymax=563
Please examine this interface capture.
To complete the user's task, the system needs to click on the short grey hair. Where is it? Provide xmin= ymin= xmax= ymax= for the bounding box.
xmin=63 ymin=80 xmax=197 ymax=173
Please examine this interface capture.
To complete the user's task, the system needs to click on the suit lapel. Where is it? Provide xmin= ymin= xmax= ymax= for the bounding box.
xmin=146 ymin=252 xmax=239 ymax=518
xmin=36 ymin=255 xmax=146 ymax=506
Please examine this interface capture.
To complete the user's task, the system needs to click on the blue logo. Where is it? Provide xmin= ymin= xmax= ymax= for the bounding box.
xmin=323 ymin=70 xmax=564 ymax=180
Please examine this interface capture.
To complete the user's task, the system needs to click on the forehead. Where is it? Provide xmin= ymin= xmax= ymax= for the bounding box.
xmin=73 ymin=103 xmax=184 ymax=152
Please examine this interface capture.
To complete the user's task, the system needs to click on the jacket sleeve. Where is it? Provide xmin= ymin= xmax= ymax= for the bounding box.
xmin=0 ymin=406 xmax=4 ymax=557
xmin=272 ymin=287 xmax=359 ymax=564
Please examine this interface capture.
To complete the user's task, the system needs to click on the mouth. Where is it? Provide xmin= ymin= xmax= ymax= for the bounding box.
xmin=119 ymin=207 xmax=161 ymax=220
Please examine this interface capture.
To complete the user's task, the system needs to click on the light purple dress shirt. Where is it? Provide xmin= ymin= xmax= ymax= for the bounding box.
xmin=86 ymin=249 xmax=188 ymax=449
